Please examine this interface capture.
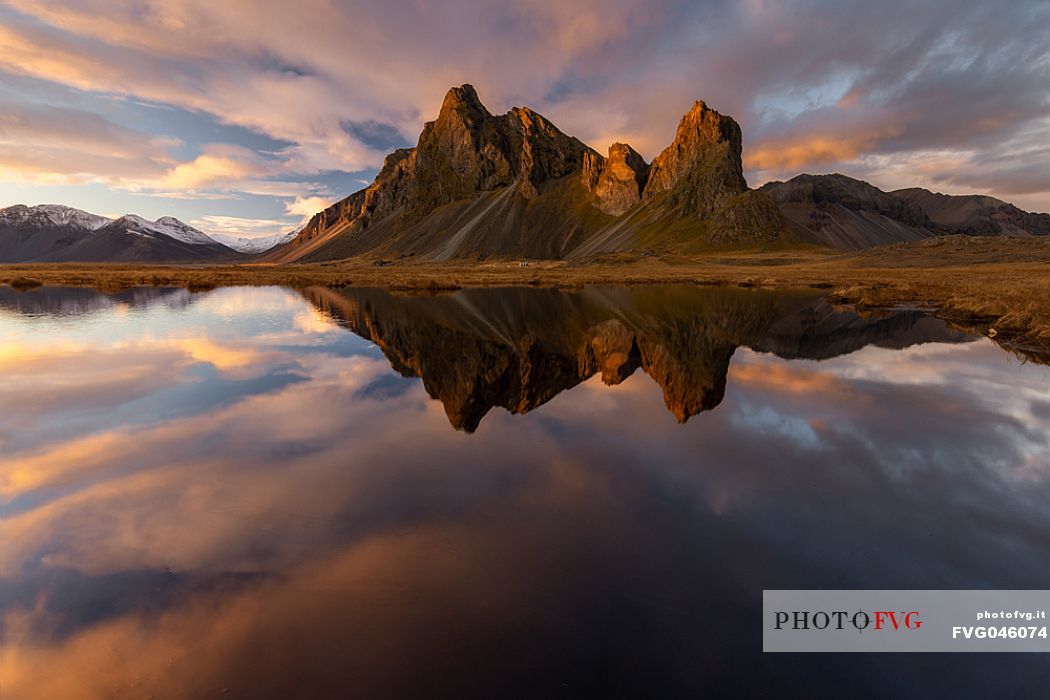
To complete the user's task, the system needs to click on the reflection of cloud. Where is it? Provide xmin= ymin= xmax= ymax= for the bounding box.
xmin=0 ymin=287 xmax=338 ymax=453
xmin=2 ymin=287 xmax=1050 ymax=696
xmin=0 ymin=519 xmax=620 ymax=699
xmin=292 ymin=308 xmax=340 ymax=335
xmin=0 ymin=343 xmax=185 ymax=432
xmin=0 ymin=351 xmax=406 ymax=575
xmin=0 ymin=336 xmax=273 ymax=425
xmin=174 ymin=338 xmax=260 ymax=371
xmin=729 ymin=360 xmax=844 ymax=396
xmin=1 ymin=431 xmax=126 ymax=500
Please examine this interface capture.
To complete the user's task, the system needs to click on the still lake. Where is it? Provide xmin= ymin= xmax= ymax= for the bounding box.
xmin=1 ymin=284 xmax=1049 ymax=698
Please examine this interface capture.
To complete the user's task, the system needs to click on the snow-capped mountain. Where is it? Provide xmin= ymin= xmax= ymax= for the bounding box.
xmin=0 ymin=204 xmax=242 ymax=263
xmin=114 ymin=214 xmax=221 ymax=246
xmin=212 ymin=230 xmax=297 ymax=253
xmin=0 ymin=204 xmax=110 ymax=231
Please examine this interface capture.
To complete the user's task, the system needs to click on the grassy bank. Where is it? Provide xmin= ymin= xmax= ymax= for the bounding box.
xmin=3 ymin=235 xmax=1049 ymax=357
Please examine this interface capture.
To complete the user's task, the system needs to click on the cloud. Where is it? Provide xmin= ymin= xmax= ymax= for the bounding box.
xmin=285 ymin=195 xmax=335 ymax=222
xmin=0 ymin=99 xmax=330 ymax=212
xmin=159 ymin=144 xmax=272 ymax=189
xmin=0 ymin=102 xmax=174 ymax=183
xmin=745 ymin=129 xmax=902 ymax=172
xmin=0 ymin=0 xmax=1046 ymax=212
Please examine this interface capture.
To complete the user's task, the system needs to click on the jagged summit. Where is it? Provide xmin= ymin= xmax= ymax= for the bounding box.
xmin=269 ymin=85 xmax=786 ymax=263
xmin=642 ymin=100 xmax=746 ymax=209
xmin=438 ymin=84 xmax=491 ymax=121
xmin=412 ymin=83 xmax=593 ymax=207
xmin=589 ymin=143 xmax=649 ymax=216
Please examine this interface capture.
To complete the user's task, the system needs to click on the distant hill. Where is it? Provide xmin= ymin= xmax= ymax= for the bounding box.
xmin=760 ymin=174 xmax=1050 ymax=250
xmin=0 ymin=205 xmax=243 ymax=262
xmin=891 ymin=188 xmax=1050 ymax=237
xmin=212 ymin=230 xmax=297 ymax=254
xmin=264 ymin=84 xmax=787 ymax=263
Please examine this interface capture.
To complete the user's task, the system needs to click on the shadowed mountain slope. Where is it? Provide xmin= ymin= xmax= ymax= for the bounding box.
xmin=892 ymin=188 xmax=1050 ymax=237
xmin=761 ymin=174 xmax=1050 ymax=250
xmin=266 ymin=85 xmax=787 ymax=263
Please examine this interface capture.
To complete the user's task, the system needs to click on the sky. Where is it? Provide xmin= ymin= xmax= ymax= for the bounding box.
xmin=0 ymin=0 xmax=1047 ymax=239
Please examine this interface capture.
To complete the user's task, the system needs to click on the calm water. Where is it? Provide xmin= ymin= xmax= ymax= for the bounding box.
xmin=1 ymin=284 xmax=1049 ymax=698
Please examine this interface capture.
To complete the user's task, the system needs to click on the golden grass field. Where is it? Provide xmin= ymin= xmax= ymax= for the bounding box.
xmin=4 ymin=235 xmax=1049 ymax=357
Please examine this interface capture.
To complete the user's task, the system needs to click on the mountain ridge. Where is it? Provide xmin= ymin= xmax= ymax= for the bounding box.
xmin=760 ymin=174 xmax=1050 ymax=250
xmin=0 ymin=204 xmax=244 ymax=263
xmin=5 ymin=86 xmax=1048 ymax=264
xmin=266 ymin=84 xmax=787 ymax=263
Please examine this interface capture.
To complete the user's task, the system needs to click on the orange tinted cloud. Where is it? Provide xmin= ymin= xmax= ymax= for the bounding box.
xmin=745 ymin=128 xmax=901 ymax=172
xmin=729 ymin=358 xmax=845 ymax=396
xmin=160 ymin=145 xmax=272 ymax=190
xmin=0 ymin=0 xmax=1046 ymax=219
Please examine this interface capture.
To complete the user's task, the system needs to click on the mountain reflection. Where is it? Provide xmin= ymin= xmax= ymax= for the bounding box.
xmin=0 ymin=284 xmax=191 ymax=317
xmin=3 ymin=284 xmax=1048 ymax=698
xmin=303 ymin=285 xmax=973 ymax=430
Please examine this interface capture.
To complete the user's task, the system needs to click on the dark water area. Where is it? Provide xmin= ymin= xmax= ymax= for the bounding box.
xmin=1 ymin=284 xmax=1049 ymax=698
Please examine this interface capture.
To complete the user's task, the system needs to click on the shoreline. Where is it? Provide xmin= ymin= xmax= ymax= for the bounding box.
xmin=3 ymin=237 xmax=1050 ymax=357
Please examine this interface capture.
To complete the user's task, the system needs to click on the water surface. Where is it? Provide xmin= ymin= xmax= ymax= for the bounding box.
xmin=1 ymin=284 xmax=1049 ymax=698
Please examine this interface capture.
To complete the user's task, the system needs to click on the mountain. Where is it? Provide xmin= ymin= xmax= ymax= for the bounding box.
xmin=265 ymin=85 xmax=787 ymax=263
xmin=0 ymin=204 xmax=109 ymax=262
xmin=0 ymin=205 xmax=242 ymax=262
xmin=0 ymin=204 xmax=110 ymax=231
xmin=760 ymin=174 xmax=1050 ymax=250
xmin=891 ymin=188 xmax=1050 ymax=237
xmin=212 ymin=230 xmax=298 ymax=253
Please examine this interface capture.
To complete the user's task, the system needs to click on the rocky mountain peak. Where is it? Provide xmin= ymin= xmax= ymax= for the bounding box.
xmin=590 ymin=142 xmax=650 ymax=215
xmin=642 ymin=100 xmax=746 ymax=212
xmin=436 ymin=84 xmax=492 ymax=127
xmin=409 ymin=85 xmax=591 ymax=210
xmin=272 ymin=86 xmax=791 ymax=263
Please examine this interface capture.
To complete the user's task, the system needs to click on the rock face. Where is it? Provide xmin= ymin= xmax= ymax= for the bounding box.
xmin=412 ymin=85 xmax=592 ymax=205
xmin=642 ymin=100 xmax=747 ymax=213
xmin=590 ymin=143 xmax=649 ymax=215
xmin=277 ymin=84 xmax=1048 ymax=262
xmin=302 ymin=285 xmax=974 ymax=432
xmin=293 ymin=147 xmax=416 ymax=250
xmin=268 ymin=85 xmax=789 ymax=263
xmin=761 ymin=174 xmax=1050 ymax=250
xmin=280 ymin=85 xmax=606 ymax=262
